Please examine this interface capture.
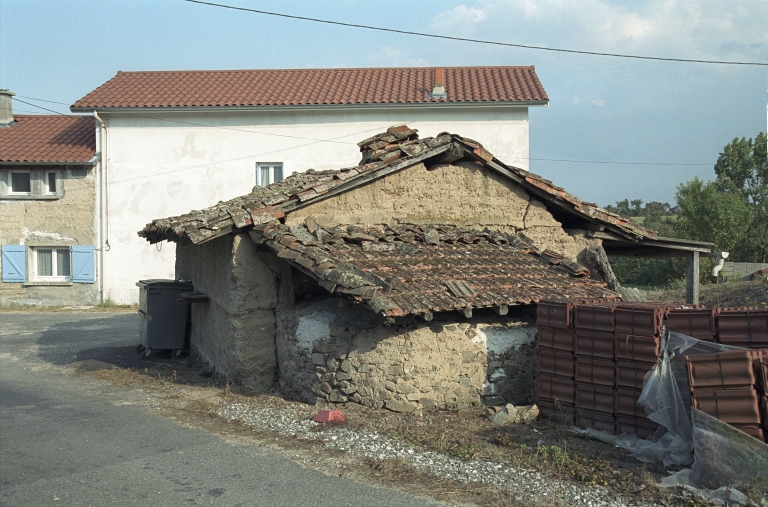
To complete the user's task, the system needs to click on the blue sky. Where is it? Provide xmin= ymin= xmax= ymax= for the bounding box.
xmin=1 ymin=0 xmax=766 ymax=207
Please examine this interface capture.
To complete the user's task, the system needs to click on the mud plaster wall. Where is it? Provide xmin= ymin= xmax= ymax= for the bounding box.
xmin=275 ymin=296 xmax=538 ymax=412
xmin=286 ymin=161 xmax=600 ymax=261
xmin=0 ymin=167 xmax=97 ymax=306
xmin=175 ymin=233 xmax=279 ymax=392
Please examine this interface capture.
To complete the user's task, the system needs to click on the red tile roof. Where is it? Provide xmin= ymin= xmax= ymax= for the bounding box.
xmin=0 ymin=115 xmax=96 ymax=164
xmin=138 ymin=126 xmax=659 ymax=246
xmin=250 ymin=221 xmax=616 ymax=319
xmin=71 ymin=67 xmax=548 ymax=110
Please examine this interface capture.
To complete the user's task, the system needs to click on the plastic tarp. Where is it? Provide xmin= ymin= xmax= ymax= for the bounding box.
xmin=574 ymin=330 xmax=768 ymax=502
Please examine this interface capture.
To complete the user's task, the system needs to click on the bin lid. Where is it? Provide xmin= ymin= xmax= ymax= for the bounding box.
xmin=136 ymin=279 xmax=193 ymax=288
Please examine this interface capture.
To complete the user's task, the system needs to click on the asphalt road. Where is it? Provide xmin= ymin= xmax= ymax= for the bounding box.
xmin=0 ymin=312 xmax=449 ymax=507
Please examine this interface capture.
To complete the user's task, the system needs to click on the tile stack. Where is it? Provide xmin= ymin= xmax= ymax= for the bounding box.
xmin=613 ymin=304 xmax=673 ymax=438
xmin=716 ymin=308 xmax=768 ymax=348
xmin=686 ymin=349 xmax=768 ymax=442
xmin=667 ymin=307 xmax=716 ymax=341
xmin=573 ymin=303 xmax=621 ymax=432
xmin=536 ymin=300 xmax=578 ymax=424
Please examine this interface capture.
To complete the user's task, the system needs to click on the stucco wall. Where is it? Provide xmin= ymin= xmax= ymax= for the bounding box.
xmin=175 ymin=233 xmax=279 ymax=392
xmin=101 ymin=106 xmax=531 ymax=303
xmin=275 ymin=297 xmax=538 ymax=411
xmin=286 ymin=161 xmax=598 ymax=261
xmin=0 ymin=166 xmax=97 ymax=306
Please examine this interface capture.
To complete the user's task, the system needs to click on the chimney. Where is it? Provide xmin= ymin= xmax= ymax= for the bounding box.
xmin=0 ymin=89 xmax=14 ymax=126
xmin=431 ymin=68 xmax=447 ymax=99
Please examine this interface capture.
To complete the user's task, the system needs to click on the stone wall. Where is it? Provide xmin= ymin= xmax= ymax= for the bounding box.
xmin=286 ymin=161 xmax=600 ymax=261
xmin=175 ymin=233 xmax=280 ymax=392
xmin=275 ymin=296 xmax=538 ymax=412
xmin=0 ymin=166 xmax=97 ymax=306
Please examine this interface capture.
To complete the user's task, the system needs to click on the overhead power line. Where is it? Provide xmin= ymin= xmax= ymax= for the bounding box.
xmin=14 ymin=95 xmax=714 ymax=168
xmin=184 ymin=0 xmax=768 ymax=66
xmin=14 ymin=98 xmax=71 ymax=115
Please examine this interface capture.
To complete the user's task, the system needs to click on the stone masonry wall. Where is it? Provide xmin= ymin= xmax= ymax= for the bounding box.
xmin=175 ymin=233 xmax=280 ymax=392
xmin=276 ymin=297 xmax=538 ymax=412
xmin=0 ymin=166 xmax=97 ymax=306
xmin=286 ymin=161 xmax=600 ymax=261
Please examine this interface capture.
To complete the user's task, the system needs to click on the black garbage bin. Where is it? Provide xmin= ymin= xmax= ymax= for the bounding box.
xmin=136 ymin=279 xmax=193 ymax=357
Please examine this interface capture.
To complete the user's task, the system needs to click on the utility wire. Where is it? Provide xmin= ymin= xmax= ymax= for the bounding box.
xmin=14 ymin=98 xmax=71 ymax=115
xmin=185 ymin=0 xmax=768 ymax=66
xmin=15 ymin=95 xmax=715 ymax=168
xmin=15 ymin=96 xmax=356 ymax=144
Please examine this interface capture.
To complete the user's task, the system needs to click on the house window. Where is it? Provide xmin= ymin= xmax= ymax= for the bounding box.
xmin=256 ymin=163 xmax=284 ymax=187
xmin=9 ymin=171 xmax=31 ymax=195
xmin=46 ymin=171 xmax=57 ymax=194
xmin=33 ymin=247 xmax=71 ymax=281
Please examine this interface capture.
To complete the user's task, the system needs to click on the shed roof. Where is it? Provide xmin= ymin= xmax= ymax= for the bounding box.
xmin=139 ymin=126 xmax=658 ymax=246
xmin=249 ymin=221 xmax=618 ymax=320
xmin=0 ymin=115 xmax=96 ymax=165
xmin=71 ymin=66 xmax=548 ymax=111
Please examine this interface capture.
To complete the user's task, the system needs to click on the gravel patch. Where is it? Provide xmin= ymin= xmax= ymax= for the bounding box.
xmin=219 ymin=403 xmax=663 ymax=507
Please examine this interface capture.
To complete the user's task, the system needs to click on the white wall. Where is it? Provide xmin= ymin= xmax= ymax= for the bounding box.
xmin=99 ymin=105 xmax=531 ymax=303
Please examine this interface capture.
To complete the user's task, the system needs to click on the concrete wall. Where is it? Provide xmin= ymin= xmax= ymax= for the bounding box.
xmin=175 ymin=233 xmax=279 ymax=392
xmin=100 ymin=105 xmax=531 ymax=303
xmin=286 ymin=161 xmax=599 ymax=261
xmin=0 ymin=166 xmax=97 ymax=306
xmin=275 ymin=297 xmax=538 ymax=411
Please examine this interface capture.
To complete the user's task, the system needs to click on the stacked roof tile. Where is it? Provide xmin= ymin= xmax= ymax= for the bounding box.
xmin=0 ymin=115 xmax=96 ymax=164
xmin=71 ymin=67 xmax=548 ymax=110
xmin=138 ymin=127 xmax=659 ymax=246
xmin=247 ymin=220 xmax=617 ymax=320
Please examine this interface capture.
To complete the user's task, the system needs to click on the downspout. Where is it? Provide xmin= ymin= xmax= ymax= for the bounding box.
xmin=93 ymin=111 xmax=107 ymax=303
xmin=711 ymin=251 xmax=729 ymax=279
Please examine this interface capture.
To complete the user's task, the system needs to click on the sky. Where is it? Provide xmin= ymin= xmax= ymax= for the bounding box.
xmin=1 ymin=0 xmax=766 ymax=207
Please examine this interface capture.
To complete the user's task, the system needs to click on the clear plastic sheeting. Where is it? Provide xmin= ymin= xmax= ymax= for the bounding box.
xmin=689 ymin=408 xmax=768 ymax=490
xmin=574 ymin=329 xmax=767 ymax=498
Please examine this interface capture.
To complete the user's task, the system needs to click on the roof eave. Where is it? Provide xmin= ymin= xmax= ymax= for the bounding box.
xmin=70 ymin=100 xmax=549 ymax=114
xmin=0 ymin=159 xmax=97 ymax=166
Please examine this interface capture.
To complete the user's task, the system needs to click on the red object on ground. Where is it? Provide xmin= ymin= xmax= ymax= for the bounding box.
xmin=313 ymin=409 xmax=346 ymax=423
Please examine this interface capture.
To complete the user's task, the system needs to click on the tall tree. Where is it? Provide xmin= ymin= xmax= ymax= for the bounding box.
xmin=675 ymin=177 xmax=752 ymax=254
xmin=713 ymin=132 xmax=768 ymax=261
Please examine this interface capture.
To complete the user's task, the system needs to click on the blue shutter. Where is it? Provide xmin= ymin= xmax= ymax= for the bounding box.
xmin=71 ymin=246 xmax=95 ymax=283
xmin=2 ymin=245 xmax=26 ymax=282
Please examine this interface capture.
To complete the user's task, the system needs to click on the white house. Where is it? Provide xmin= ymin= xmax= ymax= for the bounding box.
xmin=71 ymin=66 xmax=549 ymax=304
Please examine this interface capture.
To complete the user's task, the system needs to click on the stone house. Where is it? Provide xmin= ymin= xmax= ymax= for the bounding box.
xmin=139 ymin=126 xmax=715 ymax=411
xmin=1 ymin=90 xmax=100 ymax=306
xmin=71 ymin=66 xmax=549 ymax=304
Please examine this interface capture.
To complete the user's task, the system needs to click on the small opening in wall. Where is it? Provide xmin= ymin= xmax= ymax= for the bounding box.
xmin=292 ymin=267 xmax=330 ymax=302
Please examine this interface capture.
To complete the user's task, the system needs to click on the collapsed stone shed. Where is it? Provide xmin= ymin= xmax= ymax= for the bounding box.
xmin=139 ymin=126 xmax=697 ymax=412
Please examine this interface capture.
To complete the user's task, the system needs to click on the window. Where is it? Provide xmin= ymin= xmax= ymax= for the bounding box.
xmin=1 ymin=169 xmax=64 ymax=199
xmin=9 ymin=171 xmax=31 ymax=195
xmin=2 ymin=245 xmax=95 ymax=284
xmin=256 ymin=163 xmax=284 ymax=187
xmin=33 ymin=247 xmax=71 ymax=281
xmin=46 ymin=171 xmax=57 ymax=194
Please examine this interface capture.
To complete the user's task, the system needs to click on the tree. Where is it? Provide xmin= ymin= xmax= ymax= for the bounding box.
xmin=713 ymin=132 xmax=768 ymax=261
xmin=674 ymin=177 xmax=752 ymax=254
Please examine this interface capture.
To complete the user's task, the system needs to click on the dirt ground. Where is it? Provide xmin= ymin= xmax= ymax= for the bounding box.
xmin=72 ymin=347 xmax=704 ymax=507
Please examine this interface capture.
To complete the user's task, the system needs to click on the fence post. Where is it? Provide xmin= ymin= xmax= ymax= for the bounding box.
xmin=686 ymin=251 xmax=699 ymax=304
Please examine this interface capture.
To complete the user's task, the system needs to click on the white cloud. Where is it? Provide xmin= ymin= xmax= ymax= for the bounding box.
xmin=367 ymin=46 xmax=429 ymax=67
xmin=573 ymin=96 xmax=606 ymax=107
xmin=474 ymin=0 xmax=767 ymax=63
xmin=430 ymin=5 xmax=487 ymax=33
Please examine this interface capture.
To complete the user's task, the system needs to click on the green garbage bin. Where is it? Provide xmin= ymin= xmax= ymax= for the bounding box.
xmin=136 ymin=279 xmax=193 ymax=357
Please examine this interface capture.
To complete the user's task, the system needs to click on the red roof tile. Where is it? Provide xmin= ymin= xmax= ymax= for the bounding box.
xmin=249 ymin=221 xmax=616 ymax=319
xmin=71 ymin=67 xmax=548 ymax=110
xmin=0 ymin=115 xmax=96 ymax=164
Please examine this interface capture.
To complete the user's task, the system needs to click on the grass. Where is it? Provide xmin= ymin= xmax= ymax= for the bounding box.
xmin=95 ymin=299 xmax=137 ymax=310
xmin=646 ymin=279 xmax=768 ymax=308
